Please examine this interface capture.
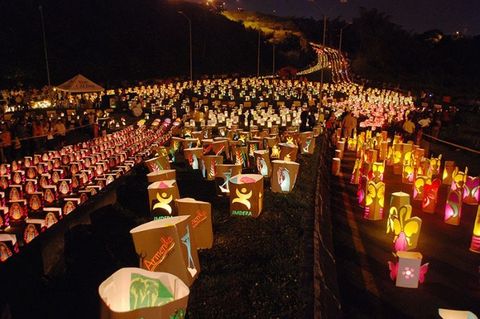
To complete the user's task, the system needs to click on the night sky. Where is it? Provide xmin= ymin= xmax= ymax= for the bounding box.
xmin=191 ymin=0 xmax=480 ymax=35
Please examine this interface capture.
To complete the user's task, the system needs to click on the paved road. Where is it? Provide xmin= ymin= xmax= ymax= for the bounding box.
xmin=331 ymin=148 xmax=480 ymax=319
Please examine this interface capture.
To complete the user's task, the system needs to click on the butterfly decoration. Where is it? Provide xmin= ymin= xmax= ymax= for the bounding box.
xmin=422 ymin=179 xmax=441 ymax=212
xmin=451 ymin=167 xmax=468 ymax=191
xmin=365 ymin=181 xmax=385 ymax=208
xmin=372 ymin=161 xmax=385 ymax=182
xmin=444 ymin=189 xmax=462 ymax=224
xmin=413 ymin=176 xmax=431 ymax=200
xmin=463 ymin=176 xmax=480 ymax=205
xmin=388 ymin=261 xmax=429 ymax=283
xmin=388 ymin=205 xmax=422 ymax=252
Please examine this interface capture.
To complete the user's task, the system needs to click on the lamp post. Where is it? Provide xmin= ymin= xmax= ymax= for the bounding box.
xmin=178 ymin=11 xmax=193 ymax=84
xmin=39 ymin=5 xmax=51 ymax=87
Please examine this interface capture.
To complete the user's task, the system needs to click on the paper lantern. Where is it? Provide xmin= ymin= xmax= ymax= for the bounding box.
xmin=183 ymin=148 xmax=203 ymax=170
xmin=387 ymin=192 xmax=410 ymax=231
xmin=428 ymin=154 xmax=442 ymax=176
xmin=388 ymin=251 xmax=428 ymax=288
xmin=442 ymin=161 xmax=456 ymax=185
xmin=168 ymin=137 xmax=183 ymax=162
xmin=0 ymin=234 xmax=18 ymax=262
xmin=299 ymin=132 xmax=315 ymax=155
xmin=364 ymin=181 xmax=385 ymax=220
xmin=385 ymin=146 xmax=394 ymax=166
xmin=175 ymin=198 xmax=213 ymax=249
xmin=336 ymin=139 xmax=346 ymax=153
xmin=444 ymin=188 xmax=463 ymax=226
xmin=247 ymin=140 xmax=261 ymax=160
xmin=470 ymin=205 xmax=480 ymax=253
xmin=364 ymin=149 xmax=378 ymax=164
xmin=357 ymin=174 xmax=368 ymax=208
xmin=147 ymin=180 xmax=180 ymax=218
xmin=130 ymin=216 xmax=200 ymax=286
xmin=0 ymin=207 xmax=9 ymax=230
xmin=402 ymin=162 xmax=415 ymax=184
xmin=253 ymin=150 xmax=272 ymax=178
xmin=99 ymin=268 xmax=189 ymax=319
xmin=271 ymin=160 xmax=300 ymax=193
xmin=335 ymin=149 xmax=343 ymax=160
xmin=371 ymin=161 xmax=385 ymax=182
xmin=347 ymin=136 xmax=357 ymax=151
xmin=332 ymin=158 xmax=341 ymax=176
xmin=413 ymin=175 xmax=431 ymax=201
xmin=388 ymin=204 xmax=422 ymax=251
xmin=350 ymin=159 xmax=362 ymax=185
xmin=211 ymin=139 xmax=229 ymax=159
xmin=463 ymin=176 xmax=480 ymax=206
xmin=230 ymin=144 xmax=249 ymax=168
xmin=23 ymin=223 xmax=40 ymax=244
xmin=278 ymin=143 xmax=298 ymax=162
xmin=229 ymin=174 xmax=264 ymax=218
xmin=8 ymin=200 xmax=27 ymax=224
xmin=438 ymin=309 xmax=478 ymax=319
xmin=145 ymin=156 xmax=170 ymax=172
xmin=147 ymin=170 xmax=177 ymax=184
xmin=422 ymin=179 xmax=441 ymax=213
xmin=451 ymin=167 xmax=468 ymax=192
xmin=379 ymin=141 xmax=388 ymax=160
xmin=201 ymin=155 xmax=223 ymax=181
xmin=215 ymin=164 xmax=242 ymax=196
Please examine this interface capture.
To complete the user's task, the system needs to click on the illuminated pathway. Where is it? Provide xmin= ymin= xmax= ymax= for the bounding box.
xmin=331 ymin=147 xmax=480 ymax=318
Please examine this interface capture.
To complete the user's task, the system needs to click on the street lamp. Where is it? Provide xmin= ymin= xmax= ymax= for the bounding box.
xmin=178 ymin=11 xmax=193 ymax=84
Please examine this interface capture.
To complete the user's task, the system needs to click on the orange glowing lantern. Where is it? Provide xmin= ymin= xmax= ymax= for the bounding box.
xmin=402 ymin=162 xmax=415 ymax=184
xmin=422 ymin=179 xmax=441 ymax=213
xmin=332 ymin=158 xmax=341 ymax=176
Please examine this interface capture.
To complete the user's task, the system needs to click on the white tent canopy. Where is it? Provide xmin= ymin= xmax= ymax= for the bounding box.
xmin=56 ymin=74 xmax=104 ymax=93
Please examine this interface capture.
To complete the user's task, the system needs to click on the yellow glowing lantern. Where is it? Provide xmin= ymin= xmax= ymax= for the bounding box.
xmin=470 ymin=205 xmax=480 ymax=253
xmin=413 ymin=175 xmax=431 ymax=201
xmin=451 ymin=167 xmax=468 ymax=191
xmin=371 ymin=161 xmax=385 ymax=182
xmin=442 ymin=161 xmax=456 ymax=185
xmin=351 ymin=159 xmax=362 ymax=185
xmin=444 ymin=188 xmax=463 ymax=226
xmin=387 ymin=192 xmax=411 ymax=234
xmin=388 ymin=204 xmax=422 ymax=252
xmin=347 ymin=136 xmax=357 ymax=151
xmin=379 ymin=141 xmax=389 ymax=161
xmin=428 ymin=154 xmax=442 ymax=176
xmin=364 ymin=181 xmax=385 ymax=221
xmin=402 ymin=162 xmax=415 ymax=184
xmin=147 ymin=180 xmax=180 ymax=218
xmin=229 ymin=174 xmax=264 ymax=218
